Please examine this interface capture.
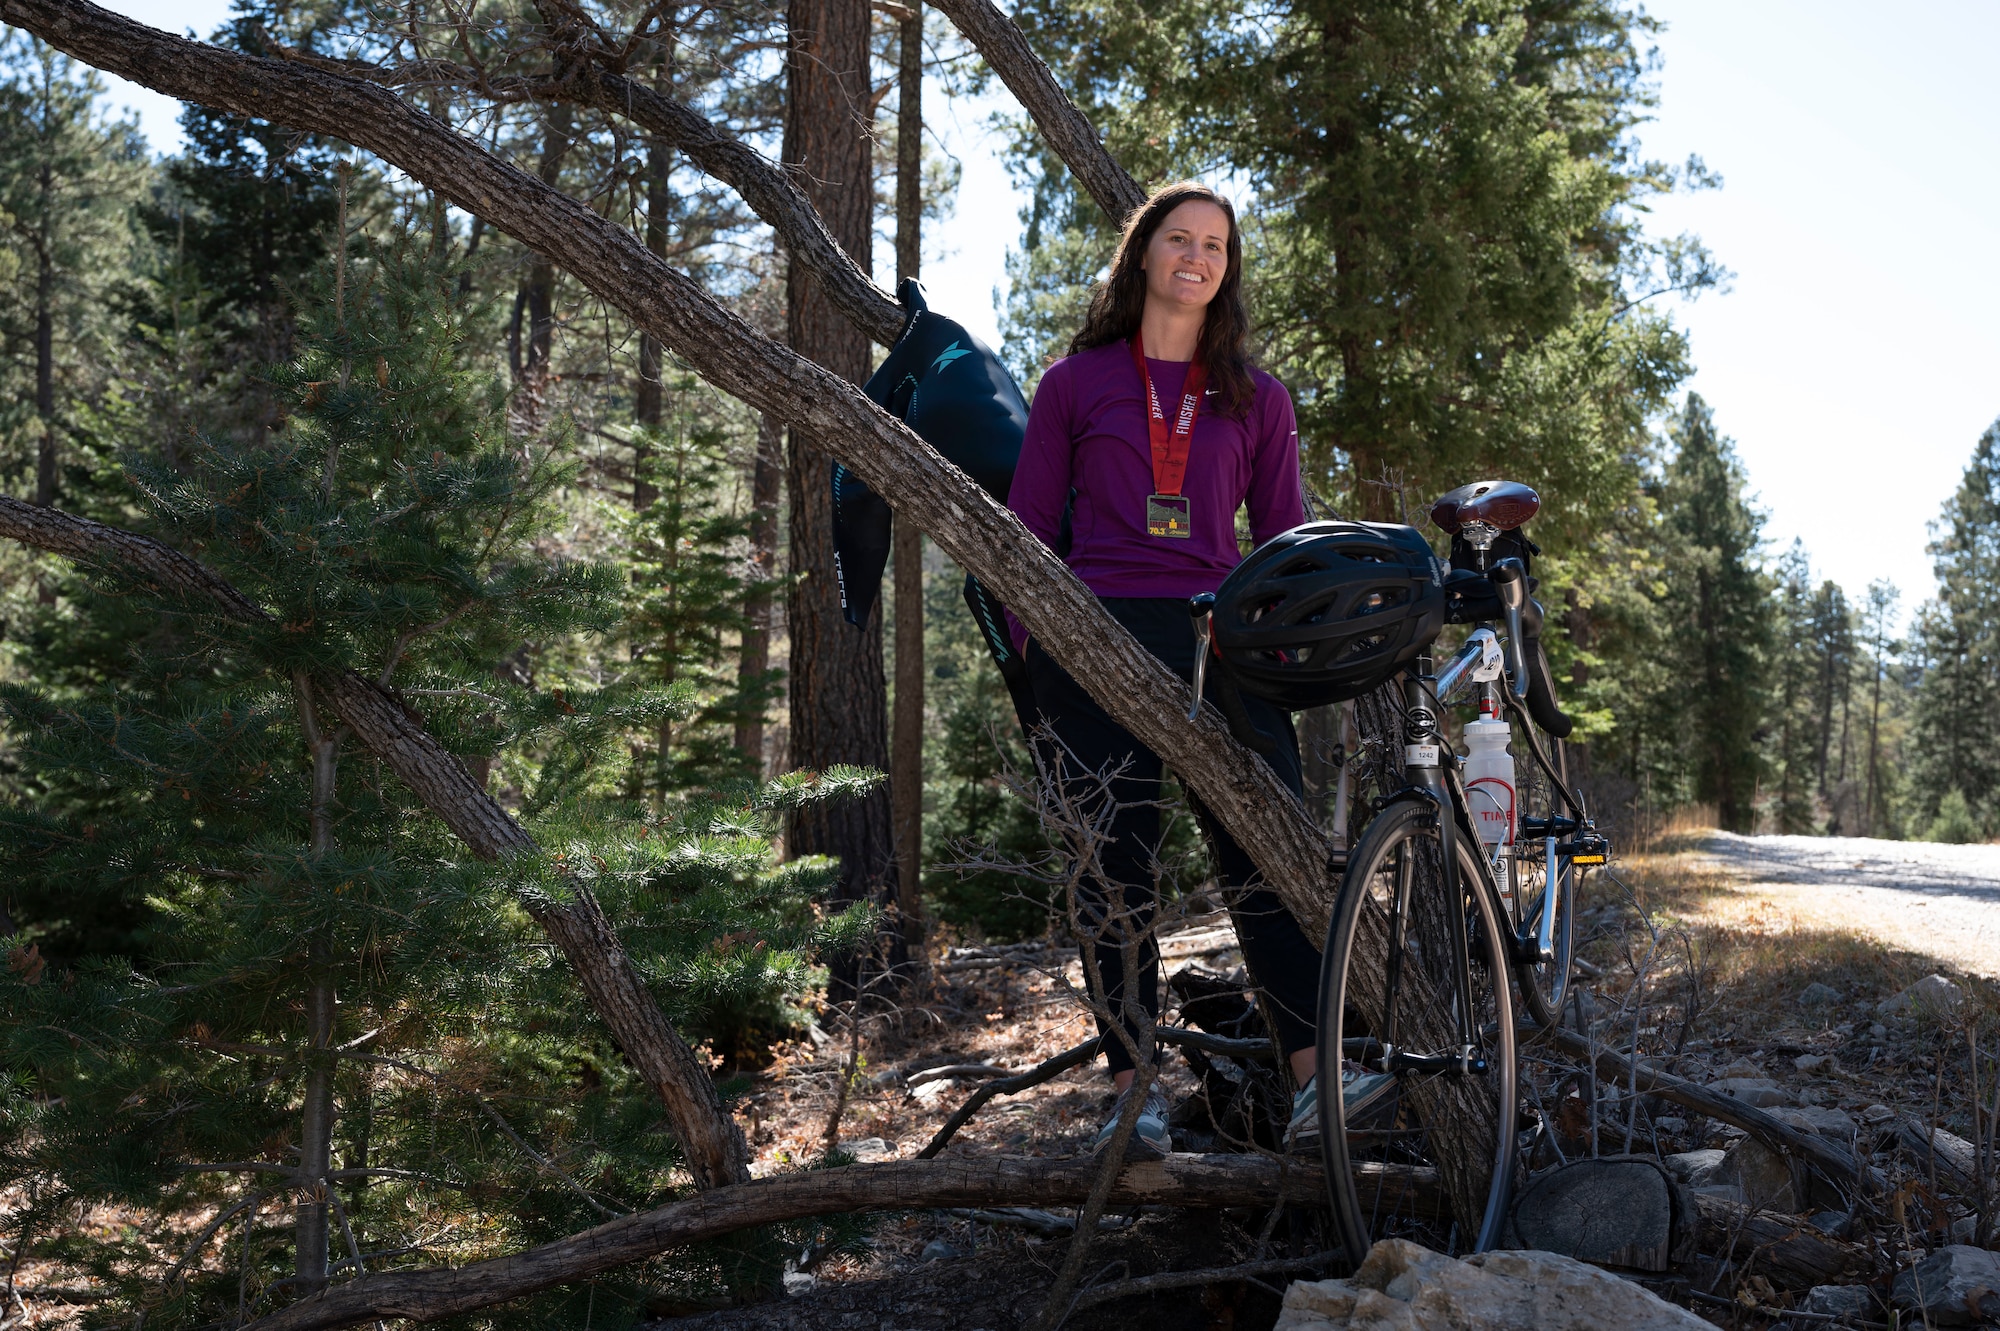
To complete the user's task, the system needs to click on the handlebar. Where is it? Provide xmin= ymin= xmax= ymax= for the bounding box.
xmin=1440 ymin=560 xmax=1575 ymax=739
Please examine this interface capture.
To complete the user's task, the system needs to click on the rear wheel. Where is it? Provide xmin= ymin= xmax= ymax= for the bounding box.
xmin=1512 ymin=849 xmax=1578 ymax=1027
xmin=1316 ymin=798 xmax=1517 ymax=1263
xmin=1511 ymin=734 xmax=1579 ymax=1027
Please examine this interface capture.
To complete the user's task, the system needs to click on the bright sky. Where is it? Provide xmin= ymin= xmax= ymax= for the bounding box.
xmin=86 ymin=0 xmax=2000 ymax=615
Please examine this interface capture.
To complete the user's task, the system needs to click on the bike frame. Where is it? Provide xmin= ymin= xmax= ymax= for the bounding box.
xmin=1383 ymin=631 xmax=1598 ymax=982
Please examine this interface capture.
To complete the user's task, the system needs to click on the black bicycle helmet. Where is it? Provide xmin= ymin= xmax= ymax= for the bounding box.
xmin=1211 ymin=521 xmax=1447 ymax=709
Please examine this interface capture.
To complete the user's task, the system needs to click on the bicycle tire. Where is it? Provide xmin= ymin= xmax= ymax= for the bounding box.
xmin=1509 ymin=730 xmax=1578 ymax=1028
xmin=1316 ymin=797 xmax=1518 ymax=1262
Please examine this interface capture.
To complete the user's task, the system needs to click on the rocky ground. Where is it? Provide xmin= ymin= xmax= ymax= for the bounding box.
xmin=13 ymin=830 xmax=2000 ymax=1329
xmin=665 ymin=828 xmax=2000 ymax=1329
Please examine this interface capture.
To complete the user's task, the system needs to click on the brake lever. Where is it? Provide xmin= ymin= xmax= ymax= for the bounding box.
xmin=1488 ymin=558 xmax=1531 ymax=701
xmin=1187 ymin=593 xmax=1216 ymax=722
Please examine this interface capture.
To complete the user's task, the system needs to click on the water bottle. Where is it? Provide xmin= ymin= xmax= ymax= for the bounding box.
xmin=1462 ymin=706 xmax=1517 ymax=856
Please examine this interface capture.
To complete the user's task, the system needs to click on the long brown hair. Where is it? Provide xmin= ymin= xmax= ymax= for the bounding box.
xmin=1068 ymin=181 xmax=1255 ymax=416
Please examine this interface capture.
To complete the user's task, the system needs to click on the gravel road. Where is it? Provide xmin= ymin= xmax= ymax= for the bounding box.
xmin=1685 ymin=831 xmax=2000 ymax=980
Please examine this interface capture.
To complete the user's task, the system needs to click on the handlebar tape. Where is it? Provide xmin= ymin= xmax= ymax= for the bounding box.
xmin=1522 ymin=633 xmax=1574 ymax=739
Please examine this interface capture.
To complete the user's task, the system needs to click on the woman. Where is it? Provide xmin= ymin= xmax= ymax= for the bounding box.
xmin=1007 ymin=181 xmax=1335 ymax=1157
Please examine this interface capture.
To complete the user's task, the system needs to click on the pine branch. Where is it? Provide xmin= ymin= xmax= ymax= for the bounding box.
xmin=0 ymin=494 xmax=748 ymax=1192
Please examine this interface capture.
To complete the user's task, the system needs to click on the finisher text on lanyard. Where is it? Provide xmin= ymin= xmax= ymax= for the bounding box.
xmin=1131 ymin=333 xmax=1208 ymax=539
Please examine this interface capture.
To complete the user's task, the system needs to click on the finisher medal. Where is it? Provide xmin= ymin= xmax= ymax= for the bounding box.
xmin=1131 ymin=333 xmax=1207 ymax=540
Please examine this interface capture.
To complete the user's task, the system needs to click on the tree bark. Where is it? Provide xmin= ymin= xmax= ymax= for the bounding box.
xmin=290 ymin=675 xmax=340 ymax=1292
xmin=891 ymin=6 xmax=926 ymax=946
xmin=1691 ymin=1192 xmax=1870 ymax=1290
xmin=0 ymin=0 xmax=1344 ymax=995
xmin=783 ymin=0 xmax=898 ymax=977
xmin=924 ymin=0 xmax=1143 ymax=224
xmin=234 ymin=1154 xmax=1353 ymax=1331
xmin=33 ymin=189 xmax=56 ymax=508
xmin=632 ymin=127 xmax=667 ymax=509
xmin=0 ymin=493 xmax=750 ymax=1193
xmin=735 ymin=413 xmax=783 ymax=771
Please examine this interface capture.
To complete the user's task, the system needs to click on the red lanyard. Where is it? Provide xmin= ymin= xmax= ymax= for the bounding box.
xmin=1130 ymin=332 xmax=1208 ymax=497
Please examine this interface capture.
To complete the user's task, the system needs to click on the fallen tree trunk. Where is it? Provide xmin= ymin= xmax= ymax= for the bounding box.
xmin=1690 ymin=1192 xmax=1872 ymax=1290
xmin=237 ymin=1154 xmax=1357 ymax=1331
xmin=0 ymin=496 xmax=750 ymax=1193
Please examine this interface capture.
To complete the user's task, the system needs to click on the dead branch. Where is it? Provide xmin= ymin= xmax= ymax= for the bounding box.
xmin=1530 ymin=1023 xmax=1863 ymax=1190
xmin=234 ymin=1155 xmax=1347 ymax=1331
xmin=916 ymin=1039 xmax=1102 ymax=1158
xmin=924 ymin=0 xmax=1144 ymax=222
xmin=1068 ymin=1250 xmax=1341 ymax=1313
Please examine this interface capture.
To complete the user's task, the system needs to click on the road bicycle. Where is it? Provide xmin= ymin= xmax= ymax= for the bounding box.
xmin=1306 ymin=481 xmax=1606 ymax=1260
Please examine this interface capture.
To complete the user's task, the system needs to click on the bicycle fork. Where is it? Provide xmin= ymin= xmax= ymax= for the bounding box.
xmin=1382 ymin=663 xmax=1484 ymax=1078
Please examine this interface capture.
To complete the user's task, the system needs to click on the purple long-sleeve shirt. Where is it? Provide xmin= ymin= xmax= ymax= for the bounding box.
xmin=1006 ymin=340 xmax=1304 ymax=647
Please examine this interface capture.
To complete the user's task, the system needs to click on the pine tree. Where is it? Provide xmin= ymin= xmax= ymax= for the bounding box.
xmin=0 ymin=229 xmax=869 ymax=1323
xmin=620 ymin=377 xmax=780 ymax=798
xmin=1769 ymin=542 xmax=1819 ymax=833
xmin=1810 ymin=579 xmax=1856 ymax=829
xmin=1860 ymin=580 xmax=1902 ymax=837
xmin=1910 ymin=419 xmax=2000 ymax=835
xmin=1654 ymin=394 xmax=1771 ymax=833
xmin=0 ymin=33 xmax=149 ymax=509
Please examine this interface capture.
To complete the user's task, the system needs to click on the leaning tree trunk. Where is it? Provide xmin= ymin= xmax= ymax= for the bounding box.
xmin=783 ymin=0 xmax=898 ymax=981
xmin=0 ymin=0 xmax=1380 ymax=1193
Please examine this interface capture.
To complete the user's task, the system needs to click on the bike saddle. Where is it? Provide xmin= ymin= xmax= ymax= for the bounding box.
xmin=1428 ymin=480 xmax=1540 ymax=534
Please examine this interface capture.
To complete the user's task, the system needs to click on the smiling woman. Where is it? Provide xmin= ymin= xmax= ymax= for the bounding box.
xmin=1003 ymin=180 xmax=1325 ymax=1159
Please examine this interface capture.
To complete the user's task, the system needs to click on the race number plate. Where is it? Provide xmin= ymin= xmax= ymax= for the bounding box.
xmin=1404 ymin=743 xmax=1441 ymax=768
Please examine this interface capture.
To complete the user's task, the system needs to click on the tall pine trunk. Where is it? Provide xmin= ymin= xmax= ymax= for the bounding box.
xmin=736 ymin=413 xmax=783 ymax=771
xmin=782 ymin=0 xmax=897 ymax=983
xmin=890 ymin=5 xmax=926 ymax=951
xmin=33 ymin=167 xmax=55 ymax=509
xmin=634 ymin=36 xmax=673 ymax=510
xmin=291 ymin=675 xmax=340 ymax=1292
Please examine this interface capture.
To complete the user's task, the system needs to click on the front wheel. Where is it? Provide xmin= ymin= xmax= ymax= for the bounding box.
xmin=1316 ymin=798 xmax=1517 ymax=1263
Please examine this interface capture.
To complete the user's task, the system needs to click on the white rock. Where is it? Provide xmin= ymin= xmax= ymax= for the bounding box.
xmin=1662 ymin=1149 xmax=1727 ymax=1186
xmin=1274 ymin=1239 xmax=1709 ymax=1329
xmin=1769 ymin=1105 xmax=1859 ymax=1140
xmin=840 ymin=1136 xmax=895 ymax=1161
xmin=1712 ymin=1077 xmax=1791 ymax=1108
xmin=1877 ymin=973 xmax=1966 ymax=1020
xmin=1716 ymin=1138 xmax=1797 ymax=1213
xmin=1861 ymin=1103 xmax=1896 ymax=1124
xmin=1793 ymin=1052 xmax=1840 ymax=1075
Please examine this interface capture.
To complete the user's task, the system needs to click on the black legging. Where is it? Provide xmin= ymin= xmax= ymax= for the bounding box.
xmin=1025 ymin=597 xmax=1322 ymax=1076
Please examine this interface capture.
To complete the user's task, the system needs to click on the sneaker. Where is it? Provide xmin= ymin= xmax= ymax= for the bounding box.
xmin=1092 ymin=1083 xmax=1173 ymax=1160
xmin=1340 ymin=1060 xmax=1396 ymax=1119
xmin=1285 ymin=1076 xmax=1321 ymax=1153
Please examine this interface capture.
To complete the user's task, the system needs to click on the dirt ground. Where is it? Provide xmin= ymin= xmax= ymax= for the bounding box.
xmin=14 ymin=829 xmax=2000 ymax=1330
xmin=683 ymin=829 xmax=2000 ymax=1329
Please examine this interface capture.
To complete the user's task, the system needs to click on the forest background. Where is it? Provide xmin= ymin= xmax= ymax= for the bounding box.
xmin=3 ymin=0 xmax=2000 ymax=1324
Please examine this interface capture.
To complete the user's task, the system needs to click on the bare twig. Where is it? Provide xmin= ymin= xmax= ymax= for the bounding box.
xmin=1068 ymin=1250 xmax=1342 ymax=1312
